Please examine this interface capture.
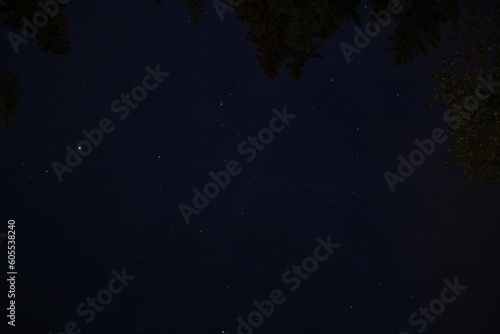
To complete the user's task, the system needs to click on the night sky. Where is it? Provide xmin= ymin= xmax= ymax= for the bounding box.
xmin=1 ymin=0 xmax=500 ymax=333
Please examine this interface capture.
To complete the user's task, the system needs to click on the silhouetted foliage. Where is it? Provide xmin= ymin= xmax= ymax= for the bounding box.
xmin=1 ymin=0 xmax=71 ymax=126
xmin=0 ymin=71 xmax=23 ymax=127
xmin=181 ymin=0 xmax=361 ymax=80
xmin=1 ymin=0 xmax=71 ymax=54
xmin=179 ymin=0 xmax=461 ymax=80
xmin=430 ymin=1 xmax=500 ymax=186
xmin=389 ymin=0 xmax=460 ymax=66
xmin=181 ymin=0 xmax=498 ymax=186
xmin=235 ymin=0 xmax=362 ymax=81
xmin=178 ymin=0 xmax=205 ymax=23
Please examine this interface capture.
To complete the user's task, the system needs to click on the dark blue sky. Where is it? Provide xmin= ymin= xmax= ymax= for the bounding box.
xmin=1 ymin=1 xmax=499 ymax=333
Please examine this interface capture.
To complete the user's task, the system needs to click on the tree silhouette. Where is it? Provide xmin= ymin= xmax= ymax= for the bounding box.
xmin=430 ymin=1 xmax=500 ymax=186
xmin=0 ymin=0 xmax=169 ymax=127
xmin=1 ymin=0 xmax=71 ymax=126
xmin=178 ymin=0 xmax=205 ymax=23
xmin=179 ymin=0 xmax=499 ymax=186
xmin=387 ymin=0 xmax=460 ymax=66
xmin=1 ymin=0 xmax=71 ymax=54
xmin=0 ymin=71 xmax=23 ymax=126
xmin=180 ymin=0 xmax=361 ymax=80
xmin=234 ymin=0 xmax=361 ymax=81
xmin=179 ymin=0 xmax=461 ymax=80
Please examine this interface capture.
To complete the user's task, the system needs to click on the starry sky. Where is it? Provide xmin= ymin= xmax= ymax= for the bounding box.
xmin=1 ymin=0 xmax=500 ymax=333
